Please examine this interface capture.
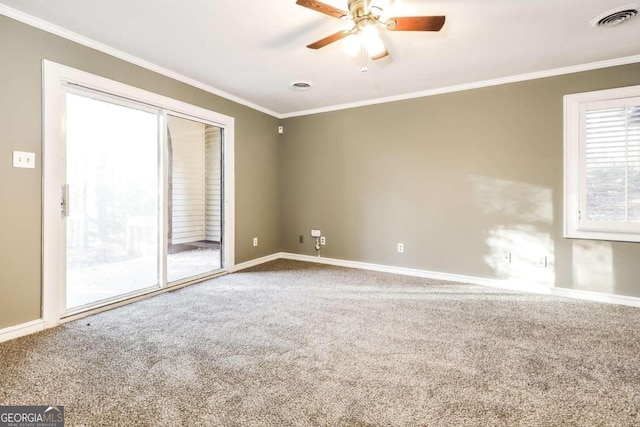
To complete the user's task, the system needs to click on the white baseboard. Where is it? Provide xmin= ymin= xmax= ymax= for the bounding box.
xmin=282 ymin=253 xmax=551 ymax=293
xmin=275 ymin=252 xmax=640 ymax=308
xmin=0 ymin=319 xmax=46 ymax=343
xmin=3 ymin=252 xmax=638 ymax=344
xmin=550 ymin=286 xmax=640 ymax=308
xmin=231 ymin=252 xmax=284 ymax=272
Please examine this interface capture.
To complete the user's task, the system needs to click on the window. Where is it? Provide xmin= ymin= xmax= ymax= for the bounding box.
xmin=564 ymin=85 xmax=640 ymax=242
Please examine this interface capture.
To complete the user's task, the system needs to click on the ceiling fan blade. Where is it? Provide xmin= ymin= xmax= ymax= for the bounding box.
xmin=386 ymin=16 xmax=446 ymax=31
xmin=372 ymin=50 xmax=389 ymax=60
xmin=296 ymin=0 xmax=349 ymax=20
xmin=307 ymin=31 xmax=349 ymax=49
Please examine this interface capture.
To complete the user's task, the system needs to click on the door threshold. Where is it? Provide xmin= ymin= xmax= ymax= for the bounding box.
xmin=61 ymin=269 xmax=228 ymax=323
xmin=166 ymin=268 xmax=225 ymax=288
xmin=64 ymin=284 xmax=162 ymax=318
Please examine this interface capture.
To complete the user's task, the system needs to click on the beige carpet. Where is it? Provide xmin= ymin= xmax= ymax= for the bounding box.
xmin=1 ymin=259 xmax=639 ymax=426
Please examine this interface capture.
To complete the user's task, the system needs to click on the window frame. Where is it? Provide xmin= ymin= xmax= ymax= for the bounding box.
xmin=564 ymin=84 xmax=640 ymax=242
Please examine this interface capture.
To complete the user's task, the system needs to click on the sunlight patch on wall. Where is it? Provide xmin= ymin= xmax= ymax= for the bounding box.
xmin=469 ymin=175 xmax=553 ymax=223
xmin=571 ymin=240 xmax=614 ymax=294
xmin=484 ymin=225 xmax=555 ymax=287
xmin=469 ymin=175 xmax=555 ymax=287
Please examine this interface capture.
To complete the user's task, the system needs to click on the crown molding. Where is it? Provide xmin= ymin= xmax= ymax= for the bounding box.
xmin=2 ymin=4 xmax=640 ymax=120
xmin=280 ymin=54 xmax=640 ymax=118
xmin=0 ymin=4 xmax=281 ymax=118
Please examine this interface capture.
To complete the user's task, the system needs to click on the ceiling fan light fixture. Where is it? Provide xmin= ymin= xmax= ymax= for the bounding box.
xmin=361 ymin=25 xmax=386 ymax=57
xmin=297 ymin=0 xmax=446 ymax=68
xmin=343 ymin=34 xmax=361 ymax=56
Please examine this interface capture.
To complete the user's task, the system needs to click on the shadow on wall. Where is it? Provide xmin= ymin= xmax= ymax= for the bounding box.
xmin=468 ymin=174 xmax=555 ymax=287
xmin=570 ymin=240 xmax=614 ymax=294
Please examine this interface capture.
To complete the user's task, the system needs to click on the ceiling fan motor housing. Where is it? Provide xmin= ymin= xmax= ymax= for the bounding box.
xmin=348 ymin=0 xmax=368 ymax=14
xmin=348 ymin=0 xmax=379 ymax=25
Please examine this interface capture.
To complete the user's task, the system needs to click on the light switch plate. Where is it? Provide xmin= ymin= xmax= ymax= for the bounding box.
xmin=13 ymin=151 xmax=35 ymax=169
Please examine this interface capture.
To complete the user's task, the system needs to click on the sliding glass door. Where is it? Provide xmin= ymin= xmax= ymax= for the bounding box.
xmin=63 ymin=89 xmax=224 ymax=314
xmin=65 ymin=91 xmax=161 ymax=311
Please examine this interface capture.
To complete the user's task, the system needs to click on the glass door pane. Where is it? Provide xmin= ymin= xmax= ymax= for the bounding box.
xmin=166 ymin=115 xmax=222 ymax=282
xmin=65 ymin=91 xmax=160 ymax=311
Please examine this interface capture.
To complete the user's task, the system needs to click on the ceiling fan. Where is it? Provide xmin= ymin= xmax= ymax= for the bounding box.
xmin=296 ymin=0 xmax=445 ymax=71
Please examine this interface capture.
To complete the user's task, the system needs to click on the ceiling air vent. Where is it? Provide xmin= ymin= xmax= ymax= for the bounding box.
xmin=591 ymin=6 xmax=639 ymax=27
xmin=291 ymin=81 xmax=312 ymax=91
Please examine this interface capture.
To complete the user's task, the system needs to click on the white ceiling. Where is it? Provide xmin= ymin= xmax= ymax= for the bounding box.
xmin=1 ymin=0 xmax=640 ymax=117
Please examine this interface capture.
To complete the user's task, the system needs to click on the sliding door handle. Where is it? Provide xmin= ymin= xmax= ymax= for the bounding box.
xmin=61 ymin=184 xmax=70 ymax=217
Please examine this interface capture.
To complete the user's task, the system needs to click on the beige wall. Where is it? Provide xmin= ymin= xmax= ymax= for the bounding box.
xmin=0 ymin=15 xmax=282 ymax=329
xmin=281 ymin=63 xmax=640 ymax=297
xmin=2 ymin=12 xmax=640 ymax=332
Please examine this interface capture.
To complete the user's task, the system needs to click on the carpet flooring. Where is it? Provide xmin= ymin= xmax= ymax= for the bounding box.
xmin=1 ymin=259 xmax=639 ymax=426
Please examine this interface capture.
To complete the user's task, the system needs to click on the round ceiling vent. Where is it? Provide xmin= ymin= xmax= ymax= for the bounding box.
xmin=591 ymin=5 xmax=639 ymax=27
xmin=291 ymin=81 xmax=312 ymax=91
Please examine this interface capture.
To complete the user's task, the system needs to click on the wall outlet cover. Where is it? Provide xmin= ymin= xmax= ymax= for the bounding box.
xmin=13 ymin=151 xmax=36 ymax=169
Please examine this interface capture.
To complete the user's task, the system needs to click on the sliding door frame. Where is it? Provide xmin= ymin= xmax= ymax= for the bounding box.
xmin=42 ymin=60 xmax=235 ymax=327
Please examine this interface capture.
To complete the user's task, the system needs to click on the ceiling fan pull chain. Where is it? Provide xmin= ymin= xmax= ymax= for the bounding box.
xmin=361 ymin=45 xmax=369 ymax=72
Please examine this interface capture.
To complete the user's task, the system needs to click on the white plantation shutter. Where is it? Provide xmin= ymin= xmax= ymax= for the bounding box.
xmin=565 ymin=87 xmax=640 ymax=242
xmin=584 ymin=103 xmax=640 ymax=222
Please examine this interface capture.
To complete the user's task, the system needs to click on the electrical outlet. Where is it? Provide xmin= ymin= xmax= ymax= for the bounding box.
xmin=299 ymin=235 xmax=304 ymax=243
xmin=537 ymin=256 xmax=547 ymax=268
xmin=253 ymin=237 xmax=258 ymax=247
xmin=505 ymin=252 xmax=512 ymax=263
xmin=320 ymin=236 xmax=326 ymax=245
xmin=397 ymin=243 xmax=404 ymax=253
